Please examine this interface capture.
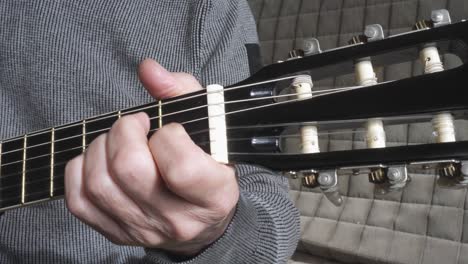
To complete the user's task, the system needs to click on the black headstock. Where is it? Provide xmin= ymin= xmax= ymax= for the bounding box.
xmin=220 ymin=10 xmax=468 ymax=205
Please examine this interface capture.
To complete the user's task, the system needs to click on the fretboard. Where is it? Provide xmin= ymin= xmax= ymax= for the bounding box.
xmin=0 ymin=91 xmax=210 ymax=212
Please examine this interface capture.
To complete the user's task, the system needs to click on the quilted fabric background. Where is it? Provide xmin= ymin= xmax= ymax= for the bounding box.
xmin=247 ymin=1 xmax=468 ymax=263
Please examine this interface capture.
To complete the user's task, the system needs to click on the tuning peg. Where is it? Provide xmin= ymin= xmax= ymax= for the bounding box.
xmin=364 ymin=24 xmax=385 ymax=42
xmin=431 ymin=9 xmax=451 ymax=27
xmin=414 ymin=9 xmax=451 ymax=30
xmin=302 ymin=38 xmax=322 ymax=56
xmin=349 ymin=24 xmax=385 ymax=46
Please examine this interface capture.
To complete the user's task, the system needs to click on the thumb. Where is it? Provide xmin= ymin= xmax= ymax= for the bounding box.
xmin=138 ymin=59 xmax=203 ymax=99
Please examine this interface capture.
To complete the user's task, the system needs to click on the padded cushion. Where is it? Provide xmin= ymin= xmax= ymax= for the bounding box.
xmin=248 ymin=0 xmax=468 ymax=263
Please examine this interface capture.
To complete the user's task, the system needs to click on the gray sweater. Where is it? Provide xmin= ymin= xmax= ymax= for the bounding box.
xmin=0 ymin=1 xmax=300 ymax=263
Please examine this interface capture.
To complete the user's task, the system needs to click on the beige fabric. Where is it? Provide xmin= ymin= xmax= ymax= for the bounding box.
xmin=248 ymin=0 xmax=468 ymax=263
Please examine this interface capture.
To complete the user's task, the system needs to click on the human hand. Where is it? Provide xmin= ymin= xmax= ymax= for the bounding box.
xmin=64 ymin=59 xmax=239 ymax=256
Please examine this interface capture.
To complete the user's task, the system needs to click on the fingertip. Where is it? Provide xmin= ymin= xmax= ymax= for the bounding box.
xmin=134 ymin=112 xmax=151 ymax=133
xmin=64 ymin=154 xmax=84 ymax=202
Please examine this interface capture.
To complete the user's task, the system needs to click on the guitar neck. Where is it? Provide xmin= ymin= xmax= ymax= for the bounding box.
xmin=0 ymin=91 xmax=210 ymax=212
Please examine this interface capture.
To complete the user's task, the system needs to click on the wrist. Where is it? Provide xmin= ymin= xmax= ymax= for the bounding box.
xmin=165 ymin=205 xmax=237 ymax=257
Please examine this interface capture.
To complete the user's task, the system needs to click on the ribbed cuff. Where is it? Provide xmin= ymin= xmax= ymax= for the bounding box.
xmin=144 ymin=165 xmax=261 ymax=264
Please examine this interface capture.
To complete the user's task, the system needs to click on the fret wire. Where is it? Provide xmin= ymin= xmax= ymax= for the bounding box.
xmin=50 ymin=128 xmax=55 ymax=198
xmin=0 ymin=156 xmax=75 ymax=183
xmin=21 ymin=135 xmax=27 ymax=204
xmin=1 ymin=173 xmax=63 ymax=192
xmin=0 ymin=74 xmax=306 ymax=147
xmin=118 ymin=110 xmax=122 ymax=119
xmin=82 ymin=120 xmax=86 ymax=153
xmin=158 ymin=100 xmax=162 ymax=128
xmin=0 ymin=140 xmax=2 ymax=180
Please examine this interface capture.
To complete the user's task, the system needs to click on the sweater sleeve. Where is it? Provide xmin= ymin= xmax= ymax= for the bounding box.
xmin=143 ymin=164 xmax=300 ymax=264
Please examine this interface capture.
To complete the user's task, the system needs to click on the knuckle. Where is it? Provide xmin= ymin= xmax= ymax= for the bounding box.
xmin=212 ymin=199 xmax=235 ymax=219
xmin=170 ymin=222 xmax=198 ymax=242
xmin=84 ymin=173 xmax=110 ymax=202
xmin=66 ymin=198 xmax=86 ymax=218
xmin=212 ymin=181 xmax=239 ymax=217
xmin=109 ymin=150 xmax=153 ymax=183
xmin=164 ymin=157 xmax=196 ymax=190
xmin=184 ymin=74 xmax=200 ymax=85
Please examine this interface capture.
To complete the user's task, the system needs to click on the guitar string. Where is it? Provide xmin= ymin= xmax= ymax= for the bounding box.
xmin=0 ymin=129 xmax=370 ymax=189
xmin=0 ymin=86 xmax=358 ymax=156
xmin=0 ymin=86 xmax=362 ymax=167
xmin=0 ymin=112 xmax=442 ymax=199
xmin=0 ymin=130 xmax=375 ymax=199
xmin=0 ymin=98 xmax=435 ymax=186
xmin=0 ymin=111 xmax=434 ymax=196
xmin=0 ymin=85 xmax=389 ymax=201
xmin=0 ymin=75 xmax=304 ymax=144
xmin=0 ymin=126 xmax=366 ymax=187
xmin=0 ymin=186 xmax=65 ymax=205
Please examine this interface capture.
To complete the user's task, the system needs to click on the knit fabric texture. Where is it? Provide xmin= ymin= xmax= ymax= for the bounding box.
xmin=0 ymin=1 xmax=300 ymax=263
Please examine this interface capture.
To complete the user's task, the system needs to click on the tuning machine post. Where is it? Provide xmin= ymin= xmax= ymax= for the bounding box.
xmin=300 ymin=170 xmax=319 ymax=188
xmin=287 ymin=49 xmax=305 ymax=60
xmin=251 ymin=136 xmax=281 ymax=152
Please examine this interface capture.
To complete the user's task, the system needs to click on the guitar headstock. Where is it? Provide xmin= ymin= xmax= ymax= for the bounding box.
xmin=221 ymin=9 xmax=468 ymax=205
